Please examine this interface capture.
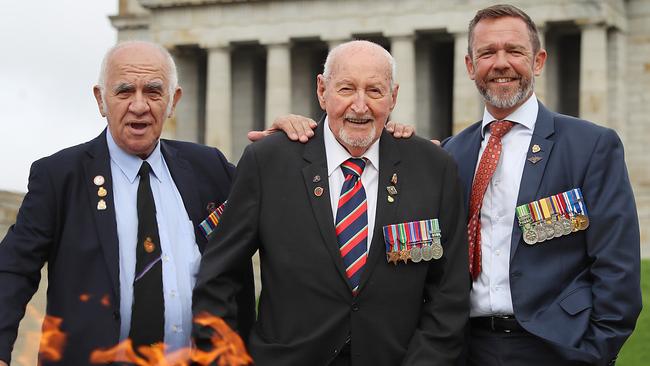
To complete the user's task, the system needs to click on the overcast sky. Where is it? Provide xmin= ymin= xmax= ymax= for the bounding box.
xmin=0 ymin=1 xmax=117 ymax=192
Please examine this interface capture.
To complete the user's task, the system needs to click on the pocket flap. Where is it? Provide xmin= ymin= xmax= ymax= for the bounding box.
xmin=559 ymin=286 xmax=592 ymax=315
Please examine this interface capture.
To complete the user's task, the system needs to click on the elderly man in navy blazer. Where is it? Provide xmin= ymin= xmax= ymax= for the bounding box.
xmin=440 ymin=5 xmax=641 ymax=366
xmin=0 ymin=41 xmax=258 ymax=365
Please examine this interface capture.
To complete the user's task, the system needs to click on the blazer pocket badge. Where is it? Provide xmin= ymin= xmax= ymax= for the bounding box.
xmin=383 ymin=219 xmax=442 ymax=265
xmin=199 ymin=200 xmax=227 ymax=239
xmin=516 ymin=188 xmax=589 ymax=245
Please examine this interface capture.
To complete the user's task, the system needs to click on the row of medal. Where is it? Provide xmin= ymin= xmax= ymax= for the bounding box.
xmin=516 ymin=188 xmax=589 ymax=245
xmin=383 ymin=219 xmax=443 ymax=264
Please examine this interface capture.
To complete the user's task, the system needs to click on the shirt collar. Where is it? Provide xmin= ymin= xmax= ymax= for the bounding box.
xmin=106 ymin=128 xmax=164 ymax=184
xmin=480 ymin=93 xmax=539 ymax=137
xmin=323 ymin=116 xmax=380 ymax=177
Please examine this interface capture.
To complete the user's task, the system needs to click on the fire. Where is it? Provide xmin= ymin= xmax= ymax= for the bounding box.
xmin=38 ymin=314 xmax=67 ymax=363
xmin=89 ymin=312 xmax=252 ymax=366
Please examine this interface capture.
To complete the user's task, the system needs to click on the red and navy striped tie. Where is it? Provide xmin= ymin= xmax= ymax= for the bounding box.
xmin=335 ymin=158 xmax=368 ymax=295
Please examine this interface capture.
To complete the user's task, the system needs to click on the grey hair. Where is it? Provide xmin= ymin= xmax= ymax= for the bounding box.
xmin=97 ymin=40 xmax=179 ymax=115
xmin=322 ymin=40 xmax=397 ymax=88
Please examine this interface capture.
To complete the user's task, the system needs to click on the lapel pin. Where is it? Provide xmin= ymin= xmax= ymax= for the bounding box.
xmin=387 ymin=196 xmax=395 ymax=203
xmin=314 ymin=186 xmax=324 ymax=197
xmin=93 ymin=175 xmax=105 ymax=186
xmin=527 ymin=156 xmax=543 ymax=164
xmin=206 ymin=202 xmax=216 ymax=212
xmin=97 ymin=199 xmax=107 ymax=211
xmin=313 ymin=175 xmax=321 ymax=183
xmin=386 ymin=186 xmax=398 ymax=195
xmin=97 ymin=187 xmax=108 ymax=198
xmin=532 ymin=144 xmax=541 ymax=153
xmin=391 ymin=173 xmax=398 ymax=185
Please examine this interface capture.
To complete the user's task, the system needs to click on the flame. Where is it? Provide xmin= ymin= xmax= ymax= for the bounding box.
xmin=38 ymin=315 xmax=67 ymax=362
xmin=89 ymin=312 xmax=252 ymax=366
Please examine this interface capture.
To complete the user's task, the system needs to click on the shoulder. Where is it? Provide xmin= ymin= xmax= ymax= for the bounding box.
xmin=442 ymin=121 xmax=482 ymax=149
xmin=390 ymin=134 xmax=458 ymax=170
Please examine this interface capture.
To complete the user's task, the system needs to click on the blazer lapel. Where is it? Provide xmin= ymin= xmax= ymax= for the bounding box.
xmin=452 ymin=126 xmax=483 ymax=211
xmin=302 ymin=122 xmax=352 ymax=289
xmin=358 ymin=130 xmax=401 ymax=294
xmin=161 ymin=141 xmax=205 ymax=251
xmin=510 ymin=102 xmax=555 ymax=260
xmin=83 ymin=130 xmax=120 ymax=299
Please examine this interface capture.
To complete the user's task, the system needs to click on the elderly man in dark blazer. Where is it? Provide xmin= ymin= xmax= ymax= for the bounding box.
xmin=0 ymin=41 xmax=257 ymax=365
xmin=193 ymin=40 xmax=469 ymax=366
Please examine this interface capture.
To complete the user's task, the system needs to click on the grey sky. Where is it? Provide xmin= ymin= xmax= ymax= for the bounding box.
xmin=0 ymin=1 xmax=117 ymax=192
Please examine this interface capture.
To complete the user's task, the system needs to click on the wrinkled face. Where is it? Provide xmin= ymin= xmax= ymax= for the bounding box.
xmin=317 ymin=47 xmax=398 ymax=157
xmin=93 ymin=44 xmax=181 ymax=158
xmin=465 ymin=16 xmax=546 ymax=117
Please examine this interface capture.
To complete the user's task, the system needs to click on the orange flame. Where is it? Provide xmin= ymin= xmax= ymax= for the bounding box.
xmin=89 ymin=312 xmax=252 ymax=366
xmin=38 ymin=315 xmax=67 ymax=362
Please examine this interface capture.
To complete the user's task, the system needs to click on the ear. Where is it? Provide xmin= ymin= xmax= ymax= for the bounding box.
xmin=316 ymin=74 xmax=327 ymax=110
xmin=167 ymin=87 xmax=183 ymax=118
xmin=93 ymin=85 xmax=106 ymax=117
xmin=465 ymin=54 xmax=476 ymax=80
xmin=533 ymin=48 xmax=548 ymax=76
xmin=389 ymin=83 xmax=399 ymax=111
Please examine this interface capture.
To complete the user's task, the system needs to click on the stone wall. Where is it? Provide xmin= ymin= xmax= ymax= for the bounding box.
xmin=0 ymin=190 xmax=23 ymax=238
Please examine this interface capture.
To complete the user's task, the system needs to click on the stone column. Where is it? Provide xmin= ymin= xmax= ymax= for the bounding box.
xmin=173 ymin=47 xmax=202 ymax=143
xmin=535 ymin=27 xmax=548 ymax=105
xmin=580 ymin=24 xmax=608 ymax=125
xmin=205 ymin=45 xmax=232 ymax=160
xmin=452 ymin=32 xmax=481 ymax=133
xmin=389 ymin=35 xmax=416 ymax=125
xmin=264 ymin=42 xmax=292 ymax=127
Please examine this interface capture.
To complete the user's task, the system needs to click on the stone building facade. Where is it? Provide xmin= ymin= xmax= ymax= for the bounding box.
xmin=110 ymin=0 xmax=650 ymax=253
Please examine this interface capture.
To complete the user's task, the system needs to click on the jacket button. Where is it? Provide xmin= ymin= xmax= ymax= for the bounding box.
xmin=352 ymin=303 xmax=359 ymax=312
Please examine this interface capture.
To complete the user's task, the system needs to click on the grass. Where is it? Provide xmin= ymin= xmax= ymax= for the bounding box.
xmin=617 ymin=259 xmax=649 ymax=365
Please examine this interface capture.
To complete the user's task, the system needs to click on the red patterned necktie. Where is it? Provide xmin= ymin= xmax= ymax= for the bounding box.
xmin=335 ymin=158 xmax=368 ymax=295
xmin=468 ymin=120 xmax=515 ymax=280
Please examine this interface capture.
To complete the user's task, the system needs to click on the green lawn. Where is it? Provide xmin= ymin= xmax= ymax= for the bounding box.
xmin=617 ymin=259 xmax=649 ymax=365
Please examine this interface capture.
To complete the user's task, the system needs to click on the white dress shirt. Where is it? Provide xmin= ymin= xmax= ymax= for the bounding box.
xmin=107 ymin=129 xmax=202 ymax=352
xmin=470 ymin=94 xmax=538 ymax=317
xmin=324 ymin=117 xmax=380 ymax=250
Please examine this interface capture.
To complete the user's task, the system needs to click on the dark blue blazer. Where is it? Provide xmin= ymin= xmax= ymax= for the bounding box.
xmin=0 ymin=130 xmax=255 ymax=365
xmin=443 ymin=102 xmax=641 ymax=365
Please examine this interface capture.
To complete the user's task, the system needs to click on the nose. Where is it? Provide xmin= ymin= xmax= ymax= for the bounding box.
xmin=350 ymin=90 xmax=369 ymax=115
xmin=493 ymin=50 xmax=511 ymax=70
xmin=128 ymin=92 xmax=150 ymax=115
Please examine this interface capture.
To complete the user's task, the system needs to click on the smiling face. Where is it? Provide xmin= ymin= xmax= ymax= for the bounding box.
xmin=465 ymin=16 xmax=546 ymax=119
xmin=317 ymin=42 xmax=398 ymax=157
xmin=93 ymin=43 xmax=182 ymax=159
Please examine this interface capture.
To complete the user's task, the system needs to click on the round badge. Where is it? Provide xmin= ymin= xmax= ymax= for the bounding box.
xmin=535 ymin=224 xmax=547 ymax=242
xmin=430 ymin=242 xmax=443 ymax=260
xmin=523 ymin=228 xmax=538 ymax=245
xmin=410 ymin=247 xmax=422 ymax=263
xmin=552 ymin=221 xmax=564 ymax=238
xmin=561 ymin=217 xmax=573 ymax=236
xmin=576 ymin=215 xmax=589 ymax=231
xmin=544 ymin=222 xmax=555 ymax=239
xmin=144 ymin=237 xmax=155 ymax=253
xmin=314 ymin=186 xmax=324 ymax=197
xmin=93 ymin=175 xmax=105 ymax=186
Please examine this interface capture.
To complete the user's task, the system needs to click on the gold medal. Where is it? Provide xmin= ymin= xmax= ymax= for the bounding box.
xmin=97 ymin=199 xmax=107 ymax=211
xmin=399 ymin=249 xmax=410 ymax=264
xmin=144 ymin=237 xmax=155 ymax=253
xmin=97 ymin=187 xmax=108 ymax=198
xmin=576 ymin=215 xmax=589 ymax=231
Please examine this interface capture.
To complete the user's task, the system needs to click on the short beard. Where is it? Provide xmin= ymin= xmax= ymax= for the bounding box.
xmin=338 ymin=125 xmax=377 ymax=149
xmin=476 ymin=71 xmax=535 ymax=109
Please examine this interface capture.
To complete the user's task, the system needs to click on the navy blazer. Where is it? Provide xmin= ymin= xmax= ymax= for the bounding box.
xmin=0 ymin=130 xmax=255 ymax=365
xmin=443 ymin=102 xmax=641 ymax=365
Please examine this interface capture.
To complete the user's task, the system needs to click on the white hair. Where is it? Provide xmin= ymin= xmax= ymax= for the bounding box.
xmin=322 ymin=40 xmax=397 ymax=88
xmin=97 ymin=41 xmax=179 ymax=116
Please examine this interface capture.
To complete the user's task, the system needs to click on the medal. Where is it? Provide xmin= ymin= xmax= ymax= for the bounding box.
xmin=399 ymin=249 xmax=411 ymax=264
xmin=421 ymin=244 xmax=433 ymax=261
xmin=93 ymin=175 xmax=105 ymax=186
xmin=410 ymin=246 xmax=423 ymax=263
xmin=535 ymin=223 xmax=547 ymax=242
xmin=97 ymin=199 xmax=107 ymax=211
xmin=97 ymin=187 xmax=108 ymax=198
xmin=523 ymin=227 xmax=538 ymax=245
xmin=430 ymin=236 xmax=443 ymax=260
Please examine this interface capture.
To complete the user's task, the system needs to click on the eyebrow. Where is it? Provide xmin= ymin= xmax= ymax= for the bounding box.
xmin=113 ymin=83 xmax=135 ymax=94
xmin=144 ymin=80 xmax=164 ymax=92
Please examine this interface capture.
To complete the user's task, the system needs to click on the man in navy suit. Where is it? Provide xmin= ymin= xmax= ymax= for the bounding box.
xmin=440 ymin=4 xmax=641 ymax=366
xmin=0 ymin=41 xmax=258 ymax=365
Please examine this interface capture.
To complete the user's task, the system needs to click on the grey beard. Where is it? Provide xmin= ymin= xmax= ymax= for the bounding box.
xmin=478 ymin=76 xmax=535 ymax=109
xmin=339 ymin=127 xmax=376 ymax=149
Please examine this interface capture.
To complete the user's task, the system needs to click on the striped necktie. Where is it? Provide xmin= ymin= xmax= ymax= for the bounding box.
xmin=335 ymin=158 xmax=368 ymax=295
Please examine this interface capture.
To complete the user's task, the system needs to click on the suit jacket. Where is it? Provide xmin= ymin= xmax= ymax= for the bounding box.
xmin=443 ymin=102 xmax=641 ymax=366
xmin=0 ymin=130 xmax=255 ymax=365
xmin=193 ymin=122 xmax=469 ymax=366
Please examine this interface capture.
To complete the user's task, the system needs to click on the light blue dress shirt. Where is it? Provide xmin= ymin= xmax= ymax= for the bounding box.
xmin=107 ymin=130 xmax=201 ymax=352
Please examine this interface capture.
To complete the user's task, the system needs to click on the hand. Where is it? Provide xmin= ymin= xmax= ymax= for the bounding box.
xmin=385 ymin=121 xmax=415 ymax=138
xmin=431 ymin=139 xmax=441 ymax=146
xmin=0 ymin=360 xmax=7 ymax=366
xmin=247 ymin=114 xmax=317 ymax=143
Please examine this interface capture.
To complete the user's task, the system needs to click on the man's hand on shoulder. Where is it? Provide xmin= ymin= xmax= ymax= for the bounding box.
xmin=385 ymin=121 xmax=415 ymax=138
xmin=0 ymin=360 xmax=8 ymax=366
xmin=247 ymin=114 xmax=317 ymax=143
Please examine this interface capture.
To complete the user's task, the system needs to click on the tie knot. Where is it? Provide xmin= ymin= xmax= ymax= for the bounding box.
xmin=341 ymin=158 xmax=366 ymax=178
xmin=138 ymin=161 xmax=152 ymax=177
xmin=489 ymin=120 xmax=515 ymax=139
